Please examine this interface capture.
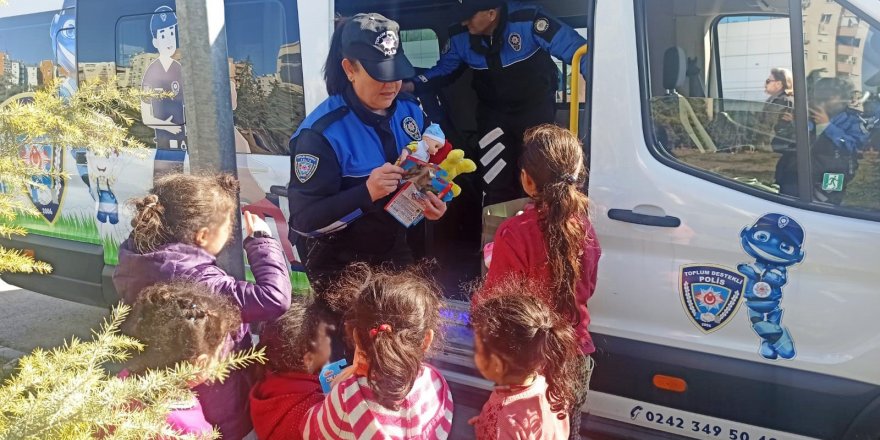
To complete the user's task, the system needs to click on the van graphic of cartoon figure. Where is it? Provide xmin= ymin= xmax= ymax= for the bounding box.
xmin=90 ymin=152 xmax=120 ymax=225
xmin=737 ymin=213 xmax=805 ymax=360
xmin=141 ymin=6 xmax=187 ymax=153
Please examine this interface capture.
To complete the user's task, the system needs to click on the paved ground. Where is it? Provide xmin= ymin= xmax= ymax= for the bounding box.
xmin=0 ymin=280 xmax=108 ymax=376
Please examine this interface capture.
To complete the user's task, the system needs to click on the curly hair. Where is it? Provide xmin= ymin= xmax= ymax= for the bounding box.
xmin=471 ymin=286 xmax=582 ymax=418
xmin=520 ymin=124 xmax=591 ymax=326
xmin=129 ymin=173 xmax=239 ymax=253
xmin=328 ymin=264 xmax=443 ymax=410
xmin=123 ymin=281 xmax=241 ymax=373
xmin=261 ymin=297 xmax=335 ymax=373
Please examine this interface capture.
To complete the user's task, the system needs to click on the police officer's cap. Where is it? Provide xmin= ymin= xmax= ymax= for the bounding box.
xmin=341 ymin=13 xmax=414 ymax=82
xmin=452 ymin=0 xmax=505 ymax=22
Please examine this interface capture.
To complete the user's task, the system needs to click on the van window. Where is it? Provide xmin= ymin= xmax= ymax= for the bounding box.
xmin=226 ymin=0 xmax=305 ymax=156
xmin=0 ymin=9 xmax=66 ymax=104
xmin=401 ymin=29 xmax=439 ymax=69
xmin=799 ymin=0 xmax=880 ymax=211
xmin=107 ymin=1 xmax=304 ymax=156
xmin=644 ymin=5 xmax=796 ymax=197
xmin=717 ymin=16 xmax=792 ymax=101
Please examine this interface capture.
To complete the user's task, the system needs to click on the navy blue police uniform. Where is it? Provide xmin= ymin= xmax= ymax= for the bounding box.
xmin=414 ymin=1 xmax=588 ymax=205
xmin=287 ymin=87 xmax=429 ymax=292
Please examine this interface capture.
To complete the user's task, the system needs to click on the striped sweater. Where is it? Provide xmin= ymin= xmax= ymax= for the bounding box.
xmin=303 ymin=364 xmax=454 ymax=439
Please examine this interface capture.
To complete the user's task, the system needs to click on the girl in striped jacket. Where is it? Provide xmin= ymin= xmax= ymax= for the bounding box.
xmin=302 ymin=265 xmax=454 ymax=439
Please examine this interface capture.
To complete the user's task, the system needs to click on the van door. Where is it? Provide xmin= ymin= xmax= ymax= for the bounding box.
xmin=587 ymin=0 xmax=880 ymax=438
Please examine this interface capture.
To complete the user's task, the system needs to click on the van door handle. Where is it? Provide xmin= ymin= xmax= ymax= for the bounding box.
xmin=608 ymin=209 xmax=681 ymax=227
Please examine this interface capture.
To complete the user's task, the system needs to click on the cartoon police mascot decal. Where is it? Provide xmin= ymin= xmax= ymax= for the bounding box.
xmin=141 ymin=5 xmax=188 ymax=178
xmin=737 ymin=213 xmax=805 ymax=360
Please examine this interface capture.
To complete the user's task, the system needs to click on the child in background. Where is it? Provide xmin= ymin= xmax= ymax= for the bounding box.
xmin=114 ymin=173 xmax=292 ymax=440
xmin=469 ymin=290 xmax=582 ymax=439
xmin=479 ymin=124 xmax=601 ymax=439
xmin=122 ymin=281 xmax=242 ymax=436
xmin=249 ymin=298 xmax=334 ymax=440
xmin=302 ymin=265 xmax=454 ymax=439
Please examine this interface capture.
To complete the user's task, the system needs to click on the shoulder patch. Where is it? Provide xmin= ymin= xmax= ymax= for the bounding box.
xmin=534 ymin=17 xmax=550 ymax=33
xmin=441 ymin=38 xmax=451 ymax=55
xmin=533 ymin=13 xmax=562 ymax=42
xmin=294 ymin=154 xmax=319 ymax=183
xmin=402 ymin=116 xmax=421 ymax=141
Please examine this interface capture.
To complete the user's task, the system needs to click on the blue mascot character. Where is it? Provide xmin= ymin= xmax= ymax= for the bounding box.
xmin=737 ymin=213 xmax=805 ymax=360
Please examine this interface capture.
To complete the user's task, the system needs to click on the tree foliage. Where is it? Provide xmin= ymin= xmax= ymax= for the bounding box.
xmin=0 ymin=79 xmax=159 ymax=274
xmin=0 ymin=304 xmax=266 ymax=440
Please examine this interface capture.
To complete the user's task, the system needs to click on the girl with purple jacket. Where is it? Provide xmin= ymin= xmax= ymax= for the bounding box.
xmin=113 ymin=173 xmax=292 ymax=440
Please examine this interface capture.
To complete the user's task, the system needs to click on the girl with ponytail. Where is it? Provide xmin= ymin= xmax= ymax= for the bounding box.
xmin=113 ymin=172 xmax=292 ymax=440
xmin=302 ymin=264 xmax=453 ymax=439
xmin=479 ymin=124 xmax=601 ymax=438
xmin=469 ymin=288 xmax=583 ymax=439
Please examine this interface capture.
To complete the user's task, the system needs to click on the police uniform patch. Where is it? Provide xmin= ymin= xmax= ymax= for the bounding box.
xmin=295 ymin=154 xmax=319 ymax=183
xmin=534 ymin=17 xmax=550 ymax=33
xmin=509 ymin=33 xmax=522 ymax=52
xmin=402 ymin=117 xmax=420 ymax=141
xmin=679 ymin=264 xmax=745 ymax=333
xmin=441 ymin=39 xmax=451 ymax=55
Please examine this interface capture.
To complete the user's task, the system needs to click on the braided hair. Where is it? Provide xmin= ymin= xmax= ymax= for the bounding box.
xmin=123 ymin=281 xmax=241 ymax=373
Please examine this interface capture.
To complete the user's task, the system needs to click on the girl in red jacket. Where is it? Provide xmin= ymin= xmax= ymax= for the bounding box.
xmin=249 ymin=298 xmax=334 ymax=440
xmin=480 ymin=123 xmax=601 ymax=439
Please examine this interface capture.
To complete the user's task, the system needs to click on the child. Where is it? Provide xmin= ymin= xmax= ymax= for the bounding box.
xmin=113 ymin=172 xmax=292 ymax=440
xmin=122 ymin=281 xmax=242 ymax=436
xmin=469 ymin=291 xmax=582 ymax=440
xmin=249 ymin=298 xmax=334 ymax=440
xmin=479 ymin=124 xmax=601 ymax=439
xmin=302 ymin=265 xmax=454 ymax=439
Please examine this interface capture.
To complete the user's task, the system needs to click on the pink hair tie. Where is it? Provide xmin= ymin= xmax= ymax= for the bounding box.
xmin=369 ymin=324 xmax=393 ymax=338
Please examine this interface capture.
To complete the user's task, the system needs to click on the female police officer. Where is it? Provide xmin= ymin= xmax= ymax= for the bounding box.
xmin=287 ymin=13 xmax=447 ymax=298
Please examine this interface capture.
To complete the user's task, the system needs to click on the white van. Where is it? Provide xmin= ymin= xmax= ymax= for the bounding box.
xmin=1 ymin=0 xmax=879 ymax=438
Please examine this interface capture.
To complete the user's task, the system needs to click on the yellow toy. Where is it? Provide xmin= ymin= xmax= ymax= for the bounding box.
xmin=437 ymin=149 xmax=477 ymax=199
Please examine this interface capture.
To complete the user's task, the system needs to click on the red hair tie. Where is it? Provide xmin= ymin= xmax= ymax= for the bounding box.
xmin=369 ymin=324 xmax=392 ymax=338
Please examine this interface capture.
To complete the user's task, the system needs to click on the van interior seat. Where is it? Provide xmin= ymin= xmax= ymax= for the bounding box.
xmin=651 ymin=46 xmax=717 ymax=153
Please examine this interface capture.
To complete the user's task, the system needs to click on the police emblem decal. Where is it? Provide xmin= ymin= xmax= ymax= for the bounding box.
xmin=679 ymin=265 xmax=745 ymax=333
xmin=375 ymin=31 xmax=399 ymax=56
xmin=509 ymin=33 xmax=522 ymax=52
xmin=402 ymin=117 xmax=420 ymax=141
xmin=295 ymin=154 xmax=319 ymax=183
xmin=534 ymin=17 xmax=550 ymax=33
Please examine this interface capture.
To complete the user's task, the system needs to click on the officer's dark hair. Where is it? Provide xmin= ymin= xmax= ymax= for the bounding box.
xmin=327 ymin=263 xmax=443 ymax=410
xmin=129 ymin=173 xmax=239 ymax=253
xmin=123 ymin=281 xmax=241 ymax=375
xmin=520 ymin=124 xmax=591 ymax=327
xmin=325 ymin=16 xmax=355 ymax=96
xmin=261 ymin=297 xmax=335 ymax=373
xmin=471 ymin=282 xmax=581 ymax=418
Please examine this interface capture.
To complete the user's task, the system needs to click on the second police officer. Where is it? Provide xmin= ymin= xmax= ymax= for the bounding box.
xmin=404 ymin=0 xmax=589 ymax=206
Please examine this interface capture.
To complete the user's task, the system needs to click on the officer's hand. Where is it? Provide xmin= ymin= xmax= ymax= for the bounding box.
xmin=367 ymin=163 xmax=404 ymax=201
xmin=420 ymin=191 xmax=447 ymax=220
xmin=401 ymin=81 xmax=415 ymax=93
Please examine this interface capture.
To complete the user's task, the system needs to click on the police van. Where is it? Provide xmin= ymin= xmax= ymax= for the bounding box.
xmin=1 ymin=0 xmax=879 ymax=438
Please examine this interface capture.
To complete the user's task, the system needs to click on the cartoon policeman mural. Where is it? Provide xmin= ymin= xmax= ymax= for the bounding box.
xmin=737 ymin=213 xmax=805 ymax=360
xmin=141 ymin=5 xmax=187 ymax=177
